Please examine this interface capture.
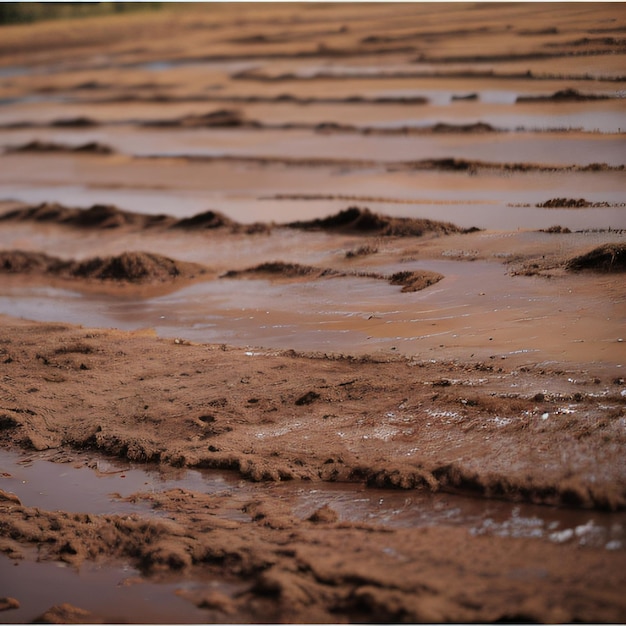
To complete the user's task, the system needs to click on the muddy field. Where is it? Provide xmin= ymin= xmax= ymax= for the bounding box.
xmin=0 ymin=3 xmax=625 ymax=624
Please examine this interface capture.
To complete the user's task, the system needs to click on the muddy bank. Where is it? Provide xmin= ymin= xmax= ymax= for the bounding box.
xmin=1 ymin=485 xmax=625 ymax=624
xmin=0 ymin=319 xmax=624 ymax=510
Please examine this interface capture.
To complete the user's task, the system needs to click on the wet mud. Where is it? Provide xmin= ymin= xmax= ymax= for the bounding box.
xmin=1 ymin=2 xmax=625 ymax=623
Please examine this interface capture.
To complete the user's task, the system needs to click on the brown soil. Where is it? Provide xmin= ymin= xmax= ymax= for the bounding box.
xmin=0 ymin=2 xmax=625 ymax=623
xmin=1 ymin=319 xmax=625 ymax=621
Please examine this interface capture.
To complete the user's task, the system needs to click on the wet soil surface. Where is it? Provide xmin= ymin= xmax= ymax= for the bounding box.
xmin=0 ymin=3 xmax=625 ymax=624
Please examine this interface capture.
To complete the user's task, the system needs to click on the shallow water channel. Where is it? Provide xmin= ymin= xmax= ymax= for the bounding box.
xmin=0 ymin=447 xmax=624 ymax=622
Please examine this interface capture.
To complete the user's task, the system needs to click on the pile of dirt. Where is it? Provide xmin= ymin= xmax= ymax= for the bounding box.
xmin=222 ymin=262 xmax=444 ymax=292
xmin=430 ymin=122 xmax=495 ymax=133
xmin=49 ymin=116 xmax=99 ymax=127
xmin=172 ymin=210 xmax=238 ymax=230
xmin=0 ymin=250 xmax=57 ymax=273
xmin=517 ymin=88 xmax=610 ymax=103
xmin=145 ymin=109 xmax=250 ymax=128
xmin=0 ymin=203 xmax=176 ymax=230
xmin=566 ymin=243 xmax=626 ymax=272
xmin=387 ymin=270 xmax=444 ymax=292
xmin=538 ymin=198 xmax=593 ymax=208
xmin=69 ymin=252 xmax=199 ymax=282
xmin=286 ymin=207 xmax=462 ymax=236
xmin=0 ymin=250 xmax=209 ymax=283
xmin=7 ymin=140 xmax=114 ymax=155
xmin=222 ymin=261 xmax=337 ymax=280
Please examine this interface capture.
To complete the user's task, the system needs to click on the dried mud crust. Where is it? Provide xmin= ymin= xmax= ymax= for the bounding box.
xmin=0 ymin=320 xmax=624 ymax=511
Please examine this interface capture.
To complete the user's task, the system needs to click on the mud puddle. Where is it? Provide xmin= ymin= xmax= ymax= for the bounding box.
xmin=0 ymin=259 xmax=624 ymax=364
xmin=0 ymin=552 xmax=231 ymax=624
xmin=1 ymin=448 xmax=624 ymax=549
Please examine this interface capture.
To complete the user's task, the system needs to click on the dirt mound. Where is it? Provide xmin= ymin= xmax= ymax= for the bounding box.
xmin=538 ymin=198 xmax=593 ymax=208
xmin=566 ymin=244 xmax=626 ymax=272
xmin=431 ymin=122 xmax=495 ymax=133
xmin=50 ymin=116 xmax=99 ymax=127
xmin=286 ymin=207 xmax=462 ymax=236
xmin=0 ymin=203 xmax=176 ymax=230
xmin=388 ymin=270 xmax=444 ymax=292
xmin=173 ymin=210 xmax=237 ymax=230
xmin=0 ymin=202 xmax=74 ymax=223
xmin=222 ymin=262 xmax=338 ymax=280
xmin=69 ymin=252 xmax=206 ymax=282
xmin=0 ymin=249 xmax=208 ymax=284
xmin=145 ymin=109 xmax=249 ymax=128
xmin=222 ymin=262 xmax=444 ymax=292
xmin=0 ymin=250 xmax=57 ymax=273
xmin=7 ymin=140 xmax=113 ymax=154
xmin=517 ymin=88 xmax=610 ymax=103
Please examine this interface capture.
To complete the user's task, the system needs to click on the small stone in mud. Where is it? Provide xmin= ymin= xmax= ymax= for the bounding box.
xmin=0 ymin=597 xmax=19 ymax=611
xmin=295 ymin=391 xmax=320 ymax=405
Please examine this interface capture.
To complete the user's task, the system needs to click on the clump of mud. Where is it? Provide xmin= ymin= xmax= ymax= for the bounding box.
xmin=539 ymin=225 xmax=572 ymax=233
xmin=222 ymin=262 xmax=339 ymax=280
xmin=388 ymin=270 xmax=444 ymax=292
xmin=538 ymin=198 xmax=593 ymax=208
xmin=0 ymin=250 xmax=209 ymax=283
xmin=430 ymin=122 xmax=495 ymax=133
xmin=222 ymin=261 xmax=444 ymax=292
xmin=345 ymin=244 xmax=378 ymax=258
xmin=7 ymin=140 xmax=113 ymax=155
xmin=70 ymin=252 xmax=202 ymax=282
xmin=0 ymin=250 xmax=55 ymax=273
xmin=50 ymin=116 xmax=99 ymax=127
xmin=145 ymin=109 xmax=250 ymax=128
xmin=0 ymin=203 xmax=175 ymax=229
xmin=566 ymin=244 xmax=626 ymax=272
xmin=0 ymin=203 xmax=271 ymax=233
xmin=517 ymin=88 xmax=610 ymax=103
xmin=172 ymin=210 xmax=238 ymax=230
xmin=287 ymin=207 xmax=461 ymax=236
xmin=33 ymin=603 xmax=104 ymax=624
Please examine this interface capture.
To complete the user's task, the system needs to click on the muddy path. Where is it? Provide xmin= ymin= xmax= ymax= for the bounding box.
xmin=1 ymin=2 xmax=625 ymax=624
